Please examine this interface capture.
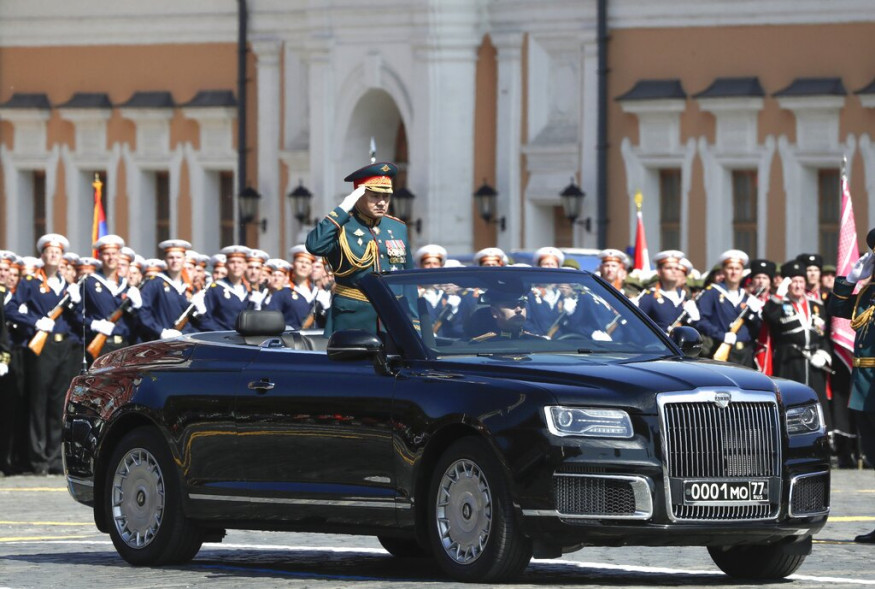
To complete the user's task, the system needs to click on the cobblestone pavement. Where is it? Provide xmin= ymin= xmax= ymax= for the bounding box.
xmin=0 ymin=469 xmax=873 ymax=589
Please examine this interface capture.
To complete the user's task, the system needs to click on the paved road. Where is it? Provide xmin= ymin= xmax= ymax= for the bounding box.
xmin=1 ymin=469 xmax=874 ymax=588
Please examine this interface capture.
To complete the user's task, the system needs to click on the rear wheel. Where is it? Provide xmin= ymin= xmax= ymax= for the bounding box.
xmin=708 ymin=540 xmax=809 ymax=579
xmin=103 ymin=427 xmax=203 ymax=565
xmin=427 ymin=438 xmax=532 ymax=583
xmin=377 ymin=535 xmax=431 ymax=558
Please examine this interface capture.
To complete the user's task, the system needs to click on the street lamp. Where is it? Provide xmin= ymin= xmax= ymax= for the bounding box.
xmin=560 ymin=178 xmax=591 ymax=232
xmin=473 ymin=180 xmax=505 ymax=231
xmin=288 ymin=180 xmax=316 ymax=225
xmin=238 ymin=186 xmax=264 ymax=243
xmin=391 ymin=186 xmax=421 ymax=234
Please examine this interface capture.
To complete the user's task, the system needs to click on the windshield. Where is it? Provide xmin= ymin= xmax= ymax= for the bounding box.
xmin=379 ymin=268 xmax=673 ymax=357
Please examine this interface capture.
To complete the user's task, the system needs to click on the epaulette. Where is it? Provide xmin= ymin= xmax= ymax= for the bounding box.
xmin=384 ymin=214 xmax=404 ymax=224
xmin=471 ymin=332 xmax=497 ymax=342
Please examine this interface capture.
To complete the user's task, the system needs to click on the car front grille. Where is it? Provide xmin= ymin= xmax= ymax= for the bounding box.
xmin=789 ymin=471 xmax=830 ymax=517
xmin=553 ymin=474 xmax=652 ymax=520
xmin=660 ymin=392 xmax=781 ymax=521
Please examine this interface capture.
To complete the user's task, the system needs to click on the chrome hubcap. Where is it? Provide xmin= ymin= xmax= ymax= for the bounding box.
xmin=111 ymin=448 xmax=165 ymax=549
xmin=435 ymin=458 xmax=492 ymax=564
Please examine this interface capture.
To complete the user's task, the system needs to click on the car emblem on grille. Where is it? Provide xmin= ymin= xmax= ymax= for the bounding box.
xmin=714 ymin=392 xmax=731 ymax=408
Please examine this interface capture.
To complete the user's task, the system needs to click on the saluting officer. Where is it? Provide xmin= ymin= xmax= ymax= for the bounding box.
xmin=6 ymin=234 xmax=82 ymax=475
xmin=194 ymin=245 xmax=255 ymax=332
xmin=693 ymin=249 xmax=763 ymax=367
xmin=305 ymin=162 xmax=410 ymax=333
xmin=138 ymin=239 xmax=197 ymax=340
xmin=827 ymin=228 xmax=875 ymax=543
xmin=82 ymin=235 xmax=142 ymax=358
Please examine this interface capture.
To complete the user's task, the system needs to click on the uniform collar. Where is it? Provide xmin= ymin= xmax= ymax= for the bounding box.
xmin=352 ymin=209 xmax=381 ymax=228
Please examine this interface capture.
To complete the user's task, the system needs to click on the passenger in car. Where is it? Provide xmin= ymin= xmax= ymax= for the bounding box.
xmin=469 ymin=290 xmax=545 ymax=342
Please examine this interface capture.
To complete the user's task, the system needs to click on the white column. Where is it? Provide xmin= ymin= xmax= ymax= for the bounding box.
xmin=252 ymin=38 xmax=283 ymax=254
xmin=579 ymin=41 xmax=599 ymax=248
xmin=493 ymin=32 xmax=524 ymax=251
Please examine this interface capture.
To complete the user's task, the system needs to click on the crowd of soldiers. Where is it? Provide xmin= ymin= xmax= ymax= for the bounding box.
xmin=0 ymin=232 xmax=867 ymax=481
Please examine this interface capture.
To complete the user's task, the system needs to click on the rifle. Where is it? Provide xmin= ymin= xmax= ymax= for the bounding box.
xmin=712 ymin=285 xmax=767 ymax=362
xmin=172 ymin=303 xmax=197 ymax=332
xmin=27 ymin=276 xmax=85 ymax=356
xmin=667 ymin=288 xmax=706 ymax=332
xmin=432 ymin=300 xmax=459 ymax=335
xmin=86 ymin=297 xmax=133 ymax=359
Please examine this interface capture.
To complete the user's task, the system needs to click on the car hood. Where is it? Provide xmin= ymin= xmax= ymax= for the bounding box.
xmin=437 ymin=355 xmax=778 ymax=409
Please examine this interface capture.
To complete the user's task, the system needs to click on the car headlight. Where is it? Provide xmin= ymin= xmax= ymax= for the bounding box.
xmin=785 ymin=403 xmax=825 ymax=434
xmin=544 ymin=406 xmax=634 ymax=438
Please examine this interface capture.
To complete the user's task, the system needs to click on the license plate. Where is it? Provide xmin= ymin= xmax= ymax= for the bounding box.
xmin=683 ymin=480 xmax=769 ymax=504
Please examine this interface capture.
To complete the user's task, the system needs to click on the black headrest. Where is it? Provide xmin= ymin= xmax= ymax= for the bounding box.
xmin=235 ymin=310 xmax=285 ymax=336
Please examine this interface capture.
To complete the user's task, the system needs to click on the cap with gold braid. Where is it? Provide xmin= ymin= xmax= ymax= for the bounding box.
xmin=343 ymin=162 xmax=398 ymax=194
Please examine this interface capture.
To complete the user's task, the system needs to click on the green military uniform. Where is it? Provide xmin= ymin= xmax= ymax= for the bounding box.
xmin=305 ymin=162 xmax=410 ymax=334
xmin=828 ymin=276 xmax=875 ymax=413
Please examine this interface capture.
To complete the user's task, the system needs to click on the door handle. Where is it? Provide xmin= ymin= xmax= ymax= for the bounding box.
xmin=248 ymin=378 xmax=275 ymax=393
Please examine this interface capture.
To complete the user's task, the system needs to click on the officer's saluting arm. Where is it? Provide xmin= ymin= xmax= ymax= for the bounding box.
xmin=305 ymin=186 xmax=366 ymax=261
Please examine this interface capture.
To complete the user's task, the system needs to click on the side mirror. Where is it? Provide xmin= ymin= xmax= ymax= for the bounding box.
xmin=669 ymin=326 xmax=703 ymax=358
xmin=327 ymin=329 xmax=385 ymax=361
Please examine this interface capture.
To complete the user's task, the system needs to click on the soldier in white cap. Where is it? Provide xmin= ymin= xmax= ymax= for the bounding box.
xmin=82 ymin=235 xmax=142 ymax=359
xmin=138 ymin=239 xmax=196 ymax=340
xmin=636 ymin=250 xmax=700 ymax=332
xmin=473 ymin=247 xmax=508 ymax=267
xmin=6 ymin=233 xmax=82 ymax=475
xmin=195 ymin=245 xmax=254 ymax=331
xmin=598 ymin=248 xmax=638 ymax=297
xmin=246 ymin=248 xmax=270 ymax=291
xmin=260 ymin=259 xmax=303 ymax=329
xmin=288 ymin=245 xmax=319 ymax=328
xmin=692 ymin=249 xmax=763 ymax=366
xmin=415 ymin=244 xmax=448 ymax=269
xmin=210 ymin=253 xmax=227 ymax=282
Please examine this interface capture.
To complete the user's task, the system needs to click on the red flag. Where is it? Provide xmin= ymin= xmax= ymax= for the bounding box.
xmin=633 ymin=191 xmax=651 ymax=273
xmin=831 ymin=168 xmax=860 ymax=370
xmin=91 ymin=174 xmax=107 ymax=257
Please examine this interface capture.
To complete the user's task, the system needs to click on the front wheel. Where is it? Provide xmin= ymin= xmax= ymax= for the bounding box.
xmin=427 ymin=438 xmax=532 ymax=583
xmin=708 ymin=540 xmax=809 ymax=579
xmin=103 ymin=427 xmax=203 ymax=565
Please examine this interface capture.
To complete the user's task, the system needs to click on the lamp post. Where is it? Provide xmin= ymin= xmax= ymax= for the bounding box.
xmin=391 ymin=186 xmax=421 ymax=234
xmin=238 ymin=186 xmax=262 ymax=244
xmin=473 ymin=180 xmax=505 ymax=231
xmin=560 ymin=178 xmax=590 ymax=232
xmin=288 ymin=180 xmax=315 ymax=226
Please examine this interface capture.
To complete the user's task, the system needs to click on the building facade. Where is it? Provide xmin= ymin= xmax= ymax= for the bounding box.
xmin=1 ymin=0 xmax=874 ymax=270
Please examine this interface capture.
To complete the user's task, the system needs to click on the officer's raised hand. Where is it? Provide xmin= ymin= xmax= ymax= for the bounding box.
xmin=339 ymin=185 xmax=367 ymax=212
xmin=848 ymin=252 xmax=875 ymax=283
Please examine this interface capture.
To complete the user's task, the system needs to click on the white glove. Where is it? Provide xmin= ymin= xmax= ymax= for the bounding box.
xmin=35 ymin=317 xmax=55 ymax=333
xmin=90 ymin=319 xmax=115 ymax=336
xmin=723 ymin=331 xmax=737 ymax=345
xmin=446 ymin=295 xmax=461 ymax=309
xmin=126 ymin=286 xmax=142 ymax=309
xmin=339 ymin=185 xmax=367 ymax=212
xmin=810 ymin=349 xmax=831 ymax=368
xmin=563 ymin=297 xmax=578 ymax=315
xmin=591 ymin=330 xmax=612 ymax=341
xmin=0 ymin=363 xmax=8 ymax=378
xmin=160 ymin=328 xmax=182 ymax=340
xmin=682 ymin=300 xmax=700 ymax=322
xmin=745 ymin=296 xmax=764 ymax=314
xmin=848 ymin=252 xmax=875 ymax=283
xmin=67 ymin=283 xmax=81 ymax=304
xmin=249 ymin=289 xmax=268 ymax=309
xmin=775 ymin=277 xmax=791 ymax=299
xmin=190 ymin=290 xmax=207 ymax=315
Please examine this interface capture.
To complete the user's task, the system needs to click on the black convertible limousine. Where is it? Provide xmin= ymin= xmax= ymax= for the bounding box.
xmin=63 ymin=267 xmax=830 ymax=583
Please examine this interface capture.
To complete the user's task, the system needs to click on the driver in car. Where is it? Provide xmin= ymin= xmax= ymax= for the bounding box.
xmin=470 ymin=291 xmax=546 ymax=342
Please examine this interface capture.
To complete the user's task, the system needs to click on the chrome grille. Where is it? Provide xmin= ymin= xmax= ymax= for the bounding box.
xmin=555 ymin=476 xmax=636 ymax=515
xmin=663 ymin=401 xmax=780 ymax=478
xmin=660 ymin=393 xmax=781 ymax=521
xmin=789 ymin=472 xmax=830 ymax=517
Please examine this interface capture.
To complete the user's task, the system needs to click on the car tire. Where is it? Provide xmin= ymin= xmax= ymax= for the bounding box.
xmin=103 ymin=427 xmax=203 ymax=566
xmin=708 ymin=542 xmax=808 ymax=579
xmin=377 ymin=535 xmax=432 ymax=558
xmin=427 ymin=437 xmax=532 ymax=583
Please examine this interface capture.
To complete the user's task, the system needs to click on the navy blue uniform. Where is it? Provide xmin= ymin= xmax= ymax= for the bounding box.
xmin=264 ymin=287 xmax=308 ymax=330
xmin=82 ymin=272 xmax=134 ymax=350
xmin=137 ymin=274 xmax=196 ymax=340
xmin=637 ymin=286 xmax=688 ymax=331
xmin=197 ymin=280 xmax=252 ymax=332
xmin=693 ymin=283 xmax=761 ymax=366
